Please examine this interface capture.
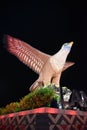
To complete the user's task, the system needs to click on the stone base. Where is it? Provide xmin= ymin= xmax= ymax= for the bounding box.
xmin=0 ymin=107 xmax=87 ymax=130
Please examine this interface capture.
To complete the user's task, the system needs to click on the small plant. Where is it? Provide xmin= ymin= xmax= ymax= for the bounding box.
xmin=4 ymin=102 xmax=21 ymax=114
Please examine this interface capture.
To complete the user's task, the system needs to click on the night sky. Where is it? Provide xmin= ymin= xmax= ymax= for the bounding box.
xmin=0 ymin=1 xmax=87 ymax=107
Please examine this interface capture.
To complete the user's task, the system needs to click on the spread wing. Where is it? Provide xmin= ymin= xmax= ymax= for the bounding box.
xmin=63 ymin=62 xmax=75 ymax=71
xmin=3 ymin=35 xmax=75 ymax=74
xmin=3 ymin=35 xmax=50 ymax=74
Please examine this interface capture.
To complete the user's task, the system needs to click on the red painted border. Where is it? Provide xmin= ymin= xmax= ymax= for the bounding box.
xmin=0 ymin=107 xmax=87 ymax=119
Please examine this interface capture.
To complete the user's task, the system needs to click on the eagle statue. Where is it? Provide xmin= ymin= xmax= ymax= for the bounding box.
xmin=3 ymin=35 xmax=74 ymax=92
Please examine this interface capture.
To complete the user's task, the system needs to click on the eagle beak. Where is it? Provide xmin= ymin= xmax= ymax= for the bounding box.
xmin=68 ymin=41 xmax=74 ymax=47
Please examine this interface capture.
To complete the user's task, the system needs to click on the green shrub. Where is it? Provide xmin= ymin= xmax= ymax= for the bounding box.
xmin=0 ymin=85 xmax=55 ymax=115
xmin=20 ymin=86 xmax=55 ymax=110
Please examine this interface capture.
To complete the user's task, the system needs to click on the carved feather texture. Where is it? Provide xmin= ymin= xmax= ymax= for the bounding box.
xmin=3 ymin=35 xmax=50 ymax=74
xmin=3 ymin=35 xmax=74 ymax=73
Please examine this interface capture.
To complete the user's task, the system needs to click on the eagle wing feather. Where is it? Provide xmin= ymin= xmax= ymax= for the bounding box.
xmin=3 ymin=35 xmax=75 ymax=74
xmin=3 ymin=35 xmax=50 ymax=74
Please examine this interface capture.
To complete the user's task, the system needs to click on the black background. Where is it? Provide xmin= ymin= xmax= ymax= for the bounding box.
xmin=0 ymin=0 xmax=87 ymax=107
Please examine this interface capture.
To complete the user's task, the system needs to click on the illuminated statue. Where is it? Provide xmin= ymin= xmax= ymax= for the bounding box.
xmin=3 ymin=35 xmax=74 ymax=92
